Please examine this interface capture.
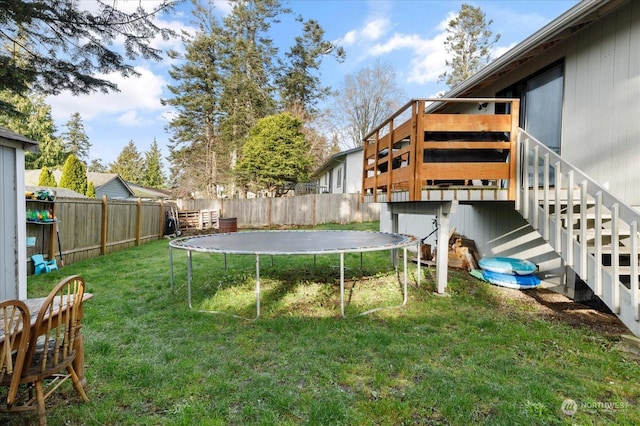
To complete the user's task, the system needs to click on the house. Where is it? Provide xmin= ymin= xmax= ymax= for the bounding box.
xmin=25 ymin=170 xmax=135 ymax=199
xmin=312 ymin=147 xmax=363 ymax=194
xmin=364 ymin=0 xmax=640 ymax=335
xmin=126 ymin=182 xmax=172 ymax=200
xmin=1 ymin=127 xmax=38 ymax=299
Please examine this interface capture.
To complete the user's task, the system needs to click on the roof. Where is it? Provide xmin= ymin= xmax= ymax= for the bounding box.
xmin=429 ymin=0 xmax=627 ymax=110
xmin=312 ymin=146 xmax=363 ymax=178
xmin=26 ymin=185 xmax=88 ymax=199
xmin=126 ymin=182 xmax=172 ymax=200
xmin=0 ymin=126 xmax=38 ymax=147
xmin=25 ymin=170 xmax=134 ymax=197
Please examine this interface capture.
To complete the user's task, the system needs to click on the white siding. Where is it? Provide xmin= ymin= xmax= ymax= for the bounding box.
xmin=0 ymin=142 xmax=27 ymax=299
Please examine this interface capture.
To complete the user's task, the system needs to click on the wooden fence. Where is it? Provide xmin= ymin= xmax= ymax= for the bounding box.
xmin=176 ymin=193 xmax=380 ymax=227
xmin=26 ymin=193 xmax=380 ymax=271
xmin=26 ymin=197 xmax=165 ymax=270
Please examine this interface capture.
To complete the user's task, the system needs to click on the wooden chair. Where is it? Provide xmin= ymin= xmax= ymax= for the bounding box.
xmin=7 ymin=276 xmax=89 ymax=425
xmin=0 ymin=300 xmax=31 ymax=409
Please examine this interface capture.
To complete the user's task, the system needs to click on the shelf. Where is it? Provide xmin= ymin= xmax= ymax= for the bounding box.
xmin=26 ymin=220 xmax=57 ymax=225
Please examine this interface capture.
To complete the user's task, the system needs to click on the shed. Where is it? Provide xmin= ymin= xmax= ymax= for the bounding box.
xmin=312 ymin=147 xmax=363 ymax=194
xmin=0 ymin=127 xmax=38 ymax=299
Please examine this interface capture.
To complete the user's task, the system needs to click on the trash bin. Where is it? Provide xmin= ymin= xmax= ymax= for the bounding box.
xmin=219 ymin=217 xmax=237 ymax=233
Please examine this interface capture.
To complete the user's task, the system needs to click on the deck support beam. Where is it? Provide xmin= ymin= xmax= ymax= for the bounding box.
xmin=436 ymin=201 xmax=457 ymax=294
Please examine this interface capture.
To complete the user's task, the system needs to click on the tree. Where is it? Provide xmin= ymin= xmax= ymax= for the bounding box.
xmin=0 ymin=90 xmax=65 ymax=168
xmin=109 ymin=140 xmax=145 ymax=184
xmin=439 ymin=4 xmax=500 ymax=88
xmin=235 ymin=113 xmax=312 ymax=197
xmin=164 ymin=1 xmax=227 ymax=198
xmin=88 ymin=159 xmax=108 ymax=173
xmin=38 ymin=167 xmax=57 ymax=187
xmin=59 ymin=154 xmax=87 ymax=195
xmin=277 ymin=18 xmax=344 ymax=118
xmin=61 ymin=112 xmax=91 ymax=162
xmin=0 ymin=0 xmax=177 ymax=113
xmin=86 ymin=181 xmax=96 ymax=199
xmin=328 ymin=59 xmax=405 ymax=148
xmin=143 ymin=139 xmax=166 ymax=188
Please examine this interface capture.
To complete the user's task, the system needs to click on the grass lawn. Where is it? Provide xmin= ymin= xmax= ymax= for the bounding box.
xmin=5 ymin=222 xmax=639 ymax=425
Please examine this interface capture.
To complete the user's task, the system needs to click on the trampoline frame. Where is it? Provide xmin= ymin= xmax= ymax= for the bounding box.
xmin=169 ymin=230 xmax=420 ymax=319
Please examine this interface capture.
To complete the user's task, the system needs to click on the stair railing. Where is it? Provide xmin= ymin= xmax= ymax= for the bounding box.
xmin=517 ymin=129 xmax=640 ymax=328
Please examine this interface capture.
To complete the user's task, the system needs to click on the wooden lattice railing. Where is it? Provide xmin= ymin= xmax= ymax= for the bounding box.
xmin=361 ymin=98 xmax=520 ymax=202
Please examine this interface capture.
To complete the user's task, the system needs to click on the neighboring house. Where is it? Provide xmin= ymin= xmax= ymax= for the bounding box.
xmin=126 ymin=182 xmax=172 ymax=200
xmin=1 ymin=127 xmax=38 ymax=299
xmin=25 ymin=170 xmax=135 ymax=199
xmin=366 ymin=0 xmax=640 ymax=335
xmin=312 ymin=147 xmax=363 ymax=194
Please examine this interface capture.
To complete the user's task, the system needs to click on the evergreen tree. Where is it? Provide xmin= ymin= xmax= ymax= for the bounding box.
xmin=59 ymin=154 xmax=87 ymax=195
xmin=439 ymin=4 xmax=500 ymax=88
xmin=0 ymin=90 xmax=64 ymax=168
xmin=86 ymin=181 xmax=96 ymax=199
xmin=163 ymin=1 xmax=226 ymax=198
xmin=0 ymin=0 xmax=177 ymax=114
xmin=143 ymin=139 xmax=166 ymax=188
xmin=109 ymin=140 xmax=145 ymax=184
xmin=235 ymin=113 xmax=312 ymax=197
xmin=38 ymin=166 xmax=57 ymax=187
xmin=88 ymin=159 xmax=107 ymax=173
xmin=61 ymin=112 xmax=91 ymax=162
xmin=277 ymin=18 xmax=344 ymax=118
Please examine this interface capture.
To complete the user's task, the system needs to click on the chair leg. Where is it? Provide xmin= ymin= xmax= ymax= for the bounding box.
xmin=35 ymin=381 xmax=46 ymax=426
xmin=67 ymin=366 xmax=89 ymax=402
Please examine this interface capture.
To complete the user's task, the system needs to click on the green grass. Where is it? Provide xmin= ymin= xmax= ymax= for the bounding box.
xmin=4 ymin=221 xmax=639 ymax=425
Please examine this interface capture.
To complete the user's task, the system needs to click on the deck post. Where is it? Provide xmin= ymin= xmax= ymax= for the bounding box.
xmin=435 ymin=201 xmax=457 ymax=294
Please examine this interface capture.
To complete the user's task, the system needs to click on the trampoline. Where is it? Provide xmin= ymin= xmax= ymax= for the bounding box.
xmin=169 ymin=230 xmax=420 ymax=319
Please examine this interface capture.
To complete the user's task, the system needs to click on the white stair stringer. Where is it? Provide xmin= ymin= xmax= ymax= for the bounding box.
xmin=517 ymin=130 xmax=640 ymax=337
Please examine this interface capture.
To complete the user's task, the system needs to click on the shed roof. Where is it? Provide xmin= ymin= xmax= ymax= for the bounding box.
xmin=0 ymin=126 xmax=38 ymax=147
xmin=312 ymin=146 xmax=363 ymax=178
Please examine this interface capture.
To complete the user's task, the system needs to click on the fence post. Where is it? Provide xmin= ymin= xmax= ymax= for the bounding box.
xmin=159 ymin=200 xmax=165 ymax=240
xmin=101 ymin=195 xmax=108 ymax=255
xmin=136 ymin=198 xmax=142 ymax=246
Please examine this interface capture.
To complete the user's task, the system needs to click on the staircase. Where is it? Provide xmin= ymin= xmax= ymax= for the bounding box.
xmin=517 ymin=129 xmax=640 ymax=336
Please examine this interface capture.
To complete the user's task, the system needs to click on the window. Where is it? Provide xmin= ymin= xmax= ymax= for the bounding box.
xmin=336 ymin=167 xmax=342 ymax=188
xmin=498 ymin=61 xmax=564 ymax=154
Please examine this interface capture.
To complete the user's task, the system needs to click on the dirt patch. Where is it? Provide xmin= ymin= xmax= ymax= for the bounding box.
xmin=490 ymin=285 xmax=630 ymax=337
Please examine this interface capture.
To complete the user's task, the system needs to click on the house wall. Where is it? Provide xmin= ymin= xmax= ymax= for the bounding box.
xmin=386 ymin=2 xmax=640 ymax=284
xmin=563 ymin=1 xmax=640 ymax=207
xmin=97 ymin=178 xmax=131 ymax=199
xmin=0 ymin=141 xmax=27 ymax=299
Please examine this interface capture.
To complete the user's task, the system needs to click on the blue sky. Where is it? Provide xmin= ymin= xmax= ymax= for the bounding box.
xmin=46 ymin=0 xmax=579 ymax=170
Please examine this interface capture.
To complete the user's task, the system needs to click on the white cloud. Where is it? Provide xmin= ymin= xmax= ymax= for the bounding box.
xmin=47 ymin=67 xmax=167 ymax=125
xmin=340 ymin=18 xmax=390 ymax=46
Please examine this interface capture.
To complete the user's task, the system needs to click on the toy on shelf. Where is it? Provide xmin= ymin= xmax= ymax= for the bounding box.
xmin=25 ymin=189 xmax=56 ymax=201
xmin=26 ymin=209 xmax=55 ymax=223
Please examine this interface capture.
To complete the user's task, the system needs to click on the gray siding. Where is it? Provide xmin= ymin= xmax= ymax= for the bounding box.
xmin=563 ymin=1 xmax=640 ymax=206
xmin=97 ymin=178 xmax=131 ymax=199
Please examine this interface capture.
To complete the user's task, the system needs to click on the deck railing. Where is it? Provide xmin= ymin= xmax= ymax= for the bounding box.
xmin=361 ymin=98 xmax=520 ymax=202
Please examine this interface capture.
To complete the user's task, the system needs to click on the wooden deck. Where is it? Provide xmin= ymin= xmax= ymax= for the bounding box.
xmin=361 ymin=98 xmax=520 ymax=203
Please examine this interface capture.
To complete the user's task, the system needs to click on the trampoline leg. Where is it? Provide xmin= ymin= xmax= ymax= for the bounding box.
xmin=402 ymin=247 xmax=408 ymax=306
xmin=224 ymin=253 xmax=227 ymax=270
xmin=340 ymin=252 xmax=345 ymax=318
xmin=256 ymin=254 xmax=261 ymax=319
xmin=169 ymin=246 xmax=174 ymax=293
xmin=187 ymin=250 xmax=193 ymax=309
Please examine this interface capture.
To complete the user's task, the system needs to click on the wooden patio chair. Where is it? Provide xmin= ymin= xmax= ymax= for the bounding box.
xmin=5 ymin=276 xmax=89 ymax=425
xmin=0 ymin=300 xmax=31 ymax=410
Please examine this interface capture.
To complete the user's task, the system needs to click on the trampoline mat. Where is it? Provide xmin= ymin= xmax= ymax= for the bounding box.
xmin=169 ymin=230 xmax=416 ymax=255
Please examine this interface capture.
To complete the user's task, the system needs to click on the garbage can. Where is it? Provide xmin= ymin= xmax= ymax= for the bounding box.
xmin=219 ymin=217 xmax=237 ymax=233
